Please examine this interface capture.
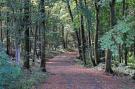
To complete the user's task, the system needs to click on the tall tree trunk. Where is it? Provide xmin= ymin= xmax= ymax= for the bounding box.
xmin=6 ymin=12 xmax=10 ymax=55
xmin=122 ymin=0 xmax=128 ymax=66
xmin=0 ymin=8 xmax=3 ymax=42
xmin=122 ymin=0 xmax=126 ymax=16
xmin=80 ymin=15 xmax=87 ymax=65
xmin=134 ymin=37 xmax=135 ymax=56
xmin=84 ymin=0 xmax=96 ymax=66
xmin=118 ymin=0 xmax=126 ymax=63
xmin=105 ymin=0 xmax=116 ymax=73
xmin=118 ymin=45 xmax=122 ymax=63
xmin=75 ymin=29 xmax=83 ymax=60
xmin=33 ymin=24 xmax=38 ymax=63
xmin=94 ymin=0 xmax=100 ymax=65
xmin=66 ymin=0 xmax=83 ymax=60
xmin=78 ymin=0 xmax=87 ymax=65
xmin=14 ymin=11 xmax=21 ymax=65
xmin=23 ymin=0 xmax=30 ymax=69
xmin=40 ymin=0 xmax=46 ymax=72
xmin=61 ymin=25 xmax=66 ymax=49
xmin=15 ymin=42 xmax=21 ymax=65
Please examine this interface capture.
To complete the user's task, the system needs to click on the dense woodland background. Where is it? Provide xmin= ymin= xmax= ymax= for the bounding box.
xmin=0 ymin=0 xmax=135 ymax=89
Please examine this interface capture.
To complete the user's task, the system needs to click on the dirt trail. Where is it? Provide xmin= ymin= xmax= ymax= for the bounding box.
xmin=39 ymin=52 xmax=135 ymax=89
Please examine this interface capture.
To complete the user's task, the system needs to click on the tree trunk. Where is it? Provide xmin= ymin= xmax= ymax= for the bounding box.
xmin=78 ymin=0 xmax=87 ymax=65
xmin=134 ymin=37 xmax=135 ymax=56
xmin=15 ymin=43 xmax=21 ymax=65
xmin=124 ymin=47 xmax=128 ymax=65
xmin=61 ymin=25 xmax=66 ymax=49
xmin=66 ymin=0 xmax=83 ymax=60
xmin=118 ymin=45 xmax=122 ymax=63
xmin=80 ymin=15 xmax=86 ymax=65
xmin=6 ymin=12 xmax=10 ymax=55
xmin=75 ymin=29 xmax=83 ymax=60
xmin=122 ymin=0 xmax=128 ymax=65
xmin=0 ymin=8 xmax=3 ymax=42
xmin=40 ymin=0 xmax=46 ymax=72
xmin=105 ymin=0 xmax=116 ymax=73
xmin=94 ymin=0 xmax=100 ymax=65
xmin=23 ymin=0 xmax=30 ymax=69
xmin=33 ymin=24 xmax=38 ymax=63
xmin=105 ymin=49 xmax=113 ymax=73
xmin=122 ymin=0 xmax=126 ymax=16
xmin=84 ymin=0 xmax=96 ymax=66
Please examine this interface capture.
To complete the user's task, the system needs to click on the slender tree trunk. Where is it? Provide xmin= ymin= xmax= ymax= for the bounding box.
xmin=94 ymin=0 xmax=100 ymax=65
xmin=75 ymin=29 xmax=83 ymax=60
xmin=15 ymin=43 xmax=21 ymax=65
xmin=124 ymin=47 xmax=128 ymax=65
xmin=6 ymin=12 xmax=10 ymax=55
xmin=33 ymin=24 xmax=38 ymax=63
xmin=66 ymin=0 xmax=83 ymax=60
xmin=122 ymin=0 xmax=126 ymax=16
xmin=40 ymin=0 xmax=46 ymax=72
xmin=66 ymin=0 xmax=73 ymax=21
xmin=118 ymin=45 xmax=122 ymax=63
xmin=105 ymin=0 xmax=116 ymax=73
xmin=78 ymin=0 xmax=87 ymax=65
xmin=61 ymin=25 xmax=66 ymax=49
xmin=132 ymin=38 xmax=135 ymax=79
xmin=80 ymin=15 xmax=87 ymax=65
xmin=23 ymin=0 xmax=30 ymax=69
xmin=0 ymin=8 xmax=3 ymax=42
xmin=14 ymin=11 xmax=21 ymax=65
xmin=122 ymin=0 xmax=128 ymax=65
xmin=84 ymin=0 xmax=96 ymax=66
xmin=65 ymin=31 xmax=69 ymax=48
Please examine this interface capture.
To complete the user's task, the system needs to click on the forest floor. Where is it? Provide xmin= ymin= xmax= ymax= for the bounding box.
xmin=39 ymin=52 xmax=135 ymax=89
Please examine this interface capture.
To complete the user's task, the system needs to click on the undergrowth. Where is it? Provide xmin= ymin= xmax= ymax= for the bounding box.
xmin=8 ymin=68 xmax=48 ymax=89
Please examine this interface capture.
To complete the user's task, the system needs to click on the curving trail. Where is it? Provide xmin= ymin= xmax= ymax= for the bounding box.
xmin=39 ymin=52 xmax=135 ymax=89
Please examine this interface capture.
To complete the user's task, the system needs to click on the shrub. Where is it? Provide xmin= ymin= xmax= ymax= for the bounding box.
xmin=0 ymin=43 xmax=21 ymax=89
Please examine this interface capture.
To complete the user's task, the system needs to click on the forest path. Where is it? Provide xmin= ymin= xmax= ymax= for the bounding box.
xmin=39 ymin=52 xmax=135 ymax=89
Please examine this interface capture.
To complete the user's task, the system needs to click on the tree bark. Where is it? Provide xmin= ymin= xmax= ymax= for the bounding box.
xmin=6 ymin=12 xmax=10 ymax=55
xmin=0 ymin=8 xmax=3 ymax=42
xmin=94 ymin=0 xmax=100 ymax=65
xmin=80 ymin=15 xmax=87 ymax=65
xmin=122 ymin=0 xmax=126 ymax=16
xmin=105 ymin=49 xmax=113 ymax=73
xmin=61 ymin=25 xmax=66 ymax=49
xmin=122 ymin=0 xmax=128 ymax=66
xmin=66 ymin=0 xmax=83 ymax=60
xmin=23 ymin=0 xmax=30 ymax=69
xmin=133 ymin=38 xmax=135 ymax=79
xmin=33 ymin=24 xmax=38 ymax=63
xmin=40 ymin=0 xmax=46 ymax=72
xmin=79 ymin=0 xmax=87 ymax=65
xmin=105 ymin=0 xmax=116 ymax=73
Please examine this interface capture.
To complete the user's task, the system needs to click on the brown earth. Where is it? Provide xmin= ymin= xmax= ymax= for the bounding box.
xmin=39 ymin=52 xmax=135 ymax=89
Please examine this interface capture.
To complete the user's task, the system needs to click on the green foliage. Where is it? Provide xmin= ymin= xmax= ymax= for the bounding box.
xmin=128 ymin=54 xmax=135 ymax=69
xmin=100 ymin=16 xmax=135 ymax=56
xmin=9 ymin=69 xmax=48 ymax=89
xmin=0 ymin=43 xmax=21 ymax=89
